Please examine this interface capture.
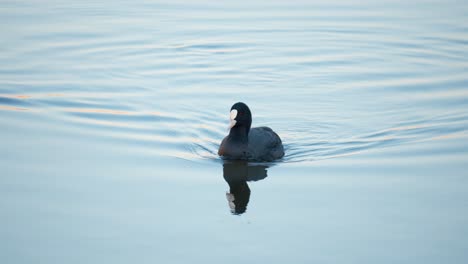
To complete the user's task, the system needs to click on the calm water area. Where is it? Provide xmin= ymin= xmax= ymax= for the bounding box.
xmin=1 ymin=0 xmax=468 ymax=263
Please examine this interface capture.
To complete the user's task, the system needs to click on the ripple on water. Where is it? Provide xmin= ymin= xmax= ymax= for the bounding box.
xmin=3 ymin=89 xmax=466 ymax=164
xmin=1 ymin=0 xmax=468 ymax=166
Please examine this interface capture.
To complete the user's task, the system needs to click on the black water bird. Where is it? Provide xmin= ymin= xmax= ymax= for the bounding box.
xmin=218 ymin=102 xmax=284 ymax=161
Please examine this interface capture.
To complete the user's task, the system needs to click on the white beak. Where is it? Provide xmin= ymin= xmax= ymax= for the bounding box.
xmin=228 ymin=109 xmax=238 ymax=130
xmin=229 ymin=119 xmax=237 ymax=129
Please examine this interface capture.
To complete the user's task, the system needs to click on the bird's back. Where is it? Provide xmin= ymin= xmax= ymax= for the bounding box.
xmin=247 ymin=127 xmax=284 ymax=161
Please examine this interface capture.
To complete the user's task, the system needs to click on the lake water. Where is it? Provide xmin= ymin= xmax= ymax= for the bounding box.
xmin=1 ymin=0 xmax=468 ymax=263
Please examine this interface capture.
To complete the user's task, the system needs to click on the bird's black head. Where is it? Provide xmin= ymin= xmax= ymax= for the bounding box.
xmin=229 ymin=102 xmax=252 ymax=135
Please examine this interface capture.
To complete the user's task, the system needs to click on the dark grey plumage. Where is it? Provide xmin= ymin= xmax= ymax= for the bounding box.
xmin=218 ymin=102 xmax=284 ymax=162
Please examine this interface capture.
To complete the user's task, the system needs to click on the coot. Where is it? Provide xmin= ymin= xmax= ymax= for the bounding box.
xmin=218 ymin=102 xmax=284 ymax=161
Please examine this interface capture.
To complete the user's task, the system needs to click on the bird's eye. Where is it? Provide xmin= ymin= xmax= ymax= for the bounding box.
xmin=239 ymin=111 xmax=244 ymax=116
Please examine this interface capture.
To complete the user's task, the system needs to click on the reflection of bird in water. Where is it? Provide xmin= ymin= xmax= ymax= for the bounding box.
xmin=223 ymin=161 xmax=269 ymax=215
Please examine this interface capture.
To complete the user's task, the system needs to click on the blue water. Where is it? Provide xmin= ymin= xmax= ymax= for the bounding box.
xmin=1 ymin=1 xmax=468 ymax=263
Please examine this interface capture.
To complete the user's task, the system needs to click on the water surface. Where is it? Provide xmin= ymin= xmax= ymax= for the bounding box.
xmin=1 ymin=0 xmax=468 ymax=263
